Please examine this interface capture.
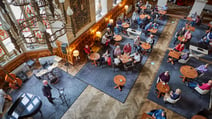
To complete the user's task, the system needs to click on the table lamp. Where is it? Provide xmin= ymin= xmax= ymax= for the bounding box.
xmin=73 ymin=50 xmax=80 ymax=60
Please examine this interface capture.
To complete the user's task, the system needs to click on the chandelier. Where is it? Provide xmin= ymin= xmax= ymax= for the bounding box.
xmin=0 ymin=0 xmax=75 ymax=54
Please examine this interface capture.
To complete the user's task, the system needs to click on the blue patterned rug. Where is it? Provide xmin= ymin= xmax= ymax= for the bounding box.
xmin=148 ymin=18 xmax=212 ymax=118
xmin=9 ymin=68 xmax=88 ymax=119
xmin=75 ymin=18 xmax=168 ymax=103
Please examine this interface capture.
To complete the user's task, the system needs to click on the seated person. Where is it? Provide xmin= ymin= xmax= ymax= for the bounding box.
xmin=151 ymin=22 xmax=159 ymax=29
xmin=164 ymin=88 xmax=181 ymax=103
xmin=105 ymin=28 xmax=114 ymax=40
xmin=173 ymin=27 xmax=186 ymax=44
xmin=146 ymin=34 xmax=154 ymax=49
xmin=123 ymin=43 xmax=132 ymax=55
xmin=113 ymin=45 xmax=122 ymax=57
xmin=178 ymin=52 xmax=190 ymax=63
xmin=174 ymin=43 xmax=185 ymax=52
xmin=123 ymin=16 xmax=130 ymax=24
xmin=184 ymin=30 xmax=192 ymax=49
xmin=162 ymin=5 xmax=168 ymax=11
xmin=145 ymin=1 xmax=152 ymax=9
xmin=144 ymin=22 xmax=153 ymax=31
xmin=99 ymin=50 xmax=110 ymax=65
xmin=114 ymin=56 xmax=121 ymax=66
xmin=187 ymin=80 xmax=212 ymax=90
xmin=157 ymin=71 xmax=170 ymax=84
xmin=195 ymin=64 xmax=209 ymax=77
xmin=116 ymin=18 xmax=122 ymax=26
xmin=180 ymin=52 xmax=190 ymax=60
xmin=83 ymin=44 xmax=92 ymax=55
xmin=101 ymin=35 xmax=110 ymax=47
xmin=0 ymin=89 xmax=12 ymax=114
xmin=114 ymin=24 xmax=121 ymax=35
xmin=132 ymin=9 xmax=140 ymax=23
xmin=107 ymin=23 xmax=113 ymax=29
xmin=198 ymin=30 xmax=212 ymax=48
xmin=137 ymin=17 xmax=144 ymax=29
xmin=147 ymin=109 xmax=166 ymax=119
xmin=130 ymin=52 xmax=141 ymax=64
xmin=134 ymin=36 xmax=141 ymax=52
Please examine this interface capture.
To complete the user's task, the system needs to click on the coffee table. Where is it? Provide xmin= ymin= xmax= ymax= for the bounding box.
xmin=156 ymin=82 xmax=170 ymax=98
xmin=180 ymin=65 xmax=198 ymax=82
xmin=114 ymin=75 xmax=126 ymax=91
xmin=89 ymin=53 xmax=100 ymax=67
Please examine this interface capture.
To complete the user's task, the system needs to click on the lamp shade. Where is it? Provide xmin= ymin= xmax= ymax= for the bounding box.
xmin=67 ymin=6 xmax=74 ymax=16
xmin=59 ymin=0 xmax=65 ymax=3
xmin=73 ymin=50 xmax=79 ymax=57
xmin=124 ymin=5 xmax=128 ymax=11
xmin=96 ymin=31 xmax=102 ymax=38
xmin=38 ymin=21 xmax=46 ymax=32
xmin=109 ymin=19 xmax=113 ymax=24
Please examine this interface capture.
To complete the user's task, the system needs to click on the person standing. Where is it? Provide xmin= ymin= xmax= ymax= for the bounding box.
xmin=42 ymin=80 xmax=55 ymax=104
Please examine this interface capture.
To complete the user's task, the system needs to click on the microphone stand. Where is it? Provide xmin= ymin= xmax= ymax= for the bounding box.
xmin=53 ymin=86 xmax=69 ymax=107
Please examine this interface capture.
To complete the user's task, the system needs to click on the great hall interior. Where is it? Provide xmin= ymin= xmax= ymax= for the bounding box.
xmin=0 ymin=0 xmax=212 ymax=119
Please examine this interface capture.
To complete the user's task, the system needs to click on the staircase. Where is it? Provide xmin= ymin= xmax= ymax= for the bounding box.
xmin=167 ymin=3 xmax=191 ymax=19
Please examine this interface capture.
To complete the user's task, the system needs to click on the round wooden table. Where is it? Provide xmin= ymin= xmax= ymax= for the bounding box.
xmin=178 ymin=36 xmax=188 ymax=43
xmin=156 ymin=82 xmax=170 ymax=98
xmin=122 ymin=23 xmax=130 ymax=28
xmin=114 ymin=35 xmax=122 ymax=42
xmin=180 ymin=65 xmax=198 ymax=82
xmin=191 ymin=115 xmax=207 ymax=119
xmin=120 ymin=54 xmax=132 ymax=64
xmin=89 ymin=53 xmax=100 ymax=66
xmin=140 ymin=6 xmax=146 ymax=9
xmin=140 ymin=14 xmax=151 ymax=19
xmin=141 ymin=113 xmax=154 ymax=119
xmin=148 ymin=28 xmax=158 ymax=34
xmin=141 ymin=43 xmax=151 ymax=55
xmin=114 ymin=75 xmax=126 ymax=91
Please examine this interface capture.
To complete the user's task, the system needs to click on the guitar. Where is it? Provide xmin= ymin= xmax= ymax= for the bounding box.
xmin=0 ymin=65 xmax=22 ymax=89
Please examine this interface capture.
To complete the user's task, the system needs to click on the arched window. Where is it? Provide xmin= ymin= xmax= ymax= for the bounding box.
xmin=95 ymin=0 xmax=107 ymax=21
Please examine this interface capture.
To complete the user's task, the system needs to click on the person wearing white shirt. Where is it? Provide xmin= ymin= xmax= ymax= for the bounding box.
xmin=130 ymin=52 xmax=141 ymax=63
xmin=114 ymin=56 xmax=121 ymax=65
xmin=146 ymin=34 xmax=154 ymax=44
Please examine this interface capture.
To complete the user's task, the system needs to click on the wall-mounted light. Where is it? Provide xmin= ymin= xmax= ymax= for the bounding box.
xmin=96 ymin=31 xmax=102 ymax=38
xmin=124 ymin=5 xmax=128 ymax=14
xmin=109 ymin=19 xmax=113 ymax=24
xmin=124 ymin=5 xmax=129 ymax=11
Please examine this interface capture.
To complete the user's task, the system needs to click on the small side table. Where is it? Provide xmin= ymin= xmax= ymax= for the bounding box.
xmin=114 ymin=75 xmax=126 ymax=91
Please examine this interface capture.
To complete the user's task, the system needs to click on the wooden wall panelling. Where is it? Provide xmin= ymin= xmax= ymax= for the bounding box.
xmin=56 ymin=0 xmax=133 ymax=64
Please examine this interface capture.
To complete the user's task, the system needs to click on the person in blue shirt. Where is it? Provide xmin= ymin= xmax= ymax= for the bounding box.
xmin=147 ymin=109 xmax=166 ymax=119
xmin=144 ymin=22 xmax=153 ymax=31
xmin=114 ymin=24 xmax=121 ymax=35
xmin=162 ymin=5 xmax=168 ymax=11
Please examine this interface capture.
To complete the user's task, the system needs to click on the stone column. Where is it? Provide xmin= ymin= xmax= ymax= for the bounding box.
xmin=188 ymin=0 xmax=208 ymax=17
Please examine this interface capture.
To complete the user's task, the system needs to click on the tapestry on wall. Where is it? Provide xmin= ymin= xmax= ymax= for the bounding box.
xmin=70 ymin=0 xmax=91 ymax=32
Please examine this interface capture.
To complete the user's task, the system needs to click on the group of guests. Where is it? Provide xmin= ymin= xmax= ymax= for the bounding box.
xmin=156 ymin=63 xmax=211 ymax=104
xmin=132 ymin=1 xmax=161 ymax=34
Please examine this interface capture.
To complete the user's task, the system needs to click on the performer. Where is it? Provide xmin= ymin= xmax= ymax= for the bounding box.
xmin=42 ymin=80 xmax=55 ymax=104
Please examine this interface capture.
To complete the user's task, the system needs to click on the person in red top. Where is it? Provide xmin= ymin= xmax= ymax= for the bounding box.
xmin=123 ymin=43 xmax=132 ymax=54
xmin=174 ymin=43 xmax=184 ymax=52
xmin=83 ymin=45 xmax=91 ymax=55
xmin=188 ymin=80 xmax=212 ymax=90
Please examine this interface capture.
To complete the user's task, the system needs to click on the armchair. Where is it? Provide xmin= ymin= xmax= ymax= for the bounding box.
xmin=194 ymin=86 xmax=210 ymax=95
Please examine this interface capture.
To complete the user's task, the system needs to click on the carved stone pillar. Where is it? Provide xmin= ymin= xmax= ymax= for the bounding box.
xmin=188 ymin=0 xmax=208 ymax=17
